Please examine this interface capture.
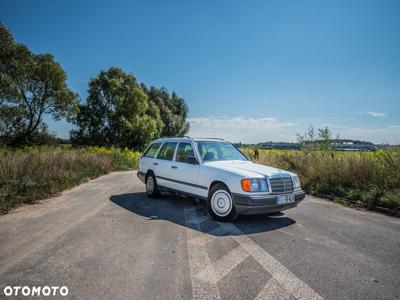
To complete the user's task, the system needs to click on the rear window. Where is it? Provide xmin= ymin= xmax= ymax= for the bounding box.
xmin=143 ymin=143 xmax=161 ymax=158
xmin=156 ymin=142 xmax=177 ymax=161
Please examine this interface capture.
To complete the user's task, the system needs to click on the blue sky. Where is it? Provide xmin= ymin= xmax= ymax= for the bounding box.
xmin=1 ymin=0 xmax=399 ymax=143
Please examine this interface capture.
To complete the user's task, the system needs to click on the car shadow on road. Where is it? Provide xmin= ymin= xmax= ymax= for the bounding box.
xmin=110 ymin=192 xmax=295 ymax=236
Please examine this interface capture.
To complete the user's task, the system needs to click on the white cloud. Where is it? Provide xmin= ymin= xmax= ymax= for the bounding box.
xmin=367 ymin=111 xmax=387 ymax=117
xmin=357 ymin=111 xmax=387 ymax=117
xmin=188 ymin=116 xmax=400 ymax=144
xmin=188 ymin=116 xmax=296 ymax=143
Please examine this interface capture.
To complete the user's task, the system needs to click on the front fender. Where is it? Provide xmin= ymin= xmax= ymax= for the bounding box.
xmin=198 ymin=165 xmax=246 ymax=195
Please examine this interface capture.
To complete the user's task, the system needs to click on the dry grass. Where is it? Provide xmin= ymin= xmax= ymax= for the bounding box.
xmin=243 ymin=149 xmax=400 ymax=211
xmin=0 ymin=146 xmax=140 ymax=214
xmin=2 ymin=145 xmax=398 ymax=214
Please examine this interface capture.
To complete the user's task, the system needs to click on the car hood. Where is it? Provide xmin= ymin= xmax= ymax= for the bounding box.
xmin=204 ymin=160 xmax=295 ymax=178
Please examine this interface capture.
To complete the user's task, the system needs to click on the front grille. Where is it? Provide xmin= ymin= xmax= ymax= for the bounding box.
xmin=268 ymin=174 xmax=294 ymax=193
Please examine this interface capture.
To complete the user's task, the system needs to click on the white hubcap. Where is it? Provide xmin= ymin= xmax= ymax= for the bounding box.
xmin=211 ymin=190 xmax=232 ymax=217
xmin=146 ymin=177 xmax=154 ymax=194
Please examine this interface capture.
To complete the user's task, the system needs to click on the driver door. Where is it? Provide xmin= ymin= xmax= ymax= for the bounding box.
xmin=169 ymin=142 xmax=203 ymax=196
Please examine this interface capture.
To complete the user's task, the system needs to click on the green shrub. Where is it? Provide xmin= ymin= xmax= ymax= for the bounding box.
xmin=0 ymin=146 xmax=141 ymax=214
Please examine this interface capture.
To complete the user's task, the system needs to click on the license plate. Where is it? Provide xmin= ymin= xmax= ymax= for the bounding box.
xmin=277 ymin=194 xmax=295 ymax=205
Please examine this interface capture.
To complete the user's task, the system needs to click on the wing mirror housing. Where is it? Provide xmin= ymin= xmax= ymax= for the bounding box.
xmin=187 ymin=156 xmax=198 ymax=165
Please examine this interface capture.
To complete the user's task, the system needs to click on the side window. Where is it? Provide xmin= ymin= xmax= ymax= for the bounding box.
xmin=196 ymin=142 xmax=220 ymax=161
xmin=143 ymin=143 xmax=162 ymax=158
xmin=176 ymin=143 xmax=195 ymax=163
xmin=156 ymin=142 xmax=177 ymax=161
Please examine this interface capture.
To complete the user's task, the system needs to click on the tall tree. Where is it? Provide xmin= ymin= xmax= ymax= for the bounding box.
xmin=141 ymin=84 xmax=190 ymax=137
xmin=71 ymin=67 xmax=161 ymax=150
xmin=0 ymin=23 xmax=79 ymax=145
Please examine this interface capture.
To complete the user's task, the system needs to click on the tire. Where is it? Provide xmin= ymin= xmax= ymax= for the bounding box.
xmin=207 ymin=183 xmax=238 ymax=222
xmin=146 ymin=172 xmax=160 ymax=198
xmin=266 ymin=211 xmax=283 ymax=216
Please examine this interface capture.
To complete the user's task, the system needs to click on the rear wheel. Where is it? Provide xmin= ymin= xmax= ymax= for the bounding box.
xmin=208 ymin=183 xmax=237 ymax=222
xmin=146 ymin=173 xmax=160 ymax=198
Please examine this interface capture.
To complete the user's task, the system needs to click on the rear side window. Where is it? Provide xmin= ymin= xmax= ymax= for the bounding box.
xmin=143 ymin=143 xmax=162 ymax=158
xmin=156 ymin=142 xmax=177 ymax=161
xmin=176 ymin=143 xmax=195 ymax=163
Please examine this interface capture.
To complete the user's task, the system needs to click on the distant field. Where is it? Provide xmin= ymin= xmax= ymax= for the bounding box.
xmin=0 ymin=146 xmax=141 ymax=214
xmin=243 ymin=148 xmax=400 ymax=211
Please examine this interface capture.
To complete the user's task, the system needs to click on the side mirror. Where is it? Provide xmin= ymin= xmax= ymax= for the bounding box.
xmin=187 ymin=156 xmax=198 ymax=165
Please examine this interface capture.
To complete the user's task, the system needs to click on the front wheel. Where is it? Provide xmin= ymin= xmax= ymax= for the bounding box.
xmin=208 ymin=183 xmax=237 ymax=222
xmin=146 ymin=173 xmax=160 ymax=198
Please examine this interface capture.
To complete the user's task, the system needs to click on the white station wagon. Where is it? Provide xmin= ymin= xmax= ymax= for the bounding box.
xmin=138 ymin=137 xmax=305 ymax=221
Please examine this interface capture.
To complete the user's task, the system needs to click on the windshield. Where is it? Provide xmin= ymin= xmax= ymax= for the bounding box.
xmin=196 ymin=141 xmax=248 ymax=162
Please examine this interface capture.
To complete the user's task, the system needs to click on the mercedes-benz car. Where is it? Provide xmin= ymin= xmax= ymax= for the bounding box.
xmin=137 ymin=137 xmax=305 ymax=222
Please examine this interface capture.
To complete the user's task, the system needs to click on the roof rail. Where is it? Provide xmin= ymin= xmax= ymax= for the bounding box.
xmin=195 ymin=137 xmax=225 ymax=141
xmin=160 ymin=136 xmax=191 ymax=139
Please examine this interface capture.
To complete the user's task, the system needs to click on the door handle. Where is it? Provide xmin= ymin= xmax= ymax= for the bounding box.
xmin=171 ymin=166 xmax=178 ymax=169
xmin=153 ymin=162 xmax=158 ymax=166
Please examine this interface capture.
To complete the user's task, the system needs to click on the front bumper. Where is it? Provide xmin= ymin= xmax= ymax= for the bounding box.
xmin=232 ymin=190 xmax=305 ymax=215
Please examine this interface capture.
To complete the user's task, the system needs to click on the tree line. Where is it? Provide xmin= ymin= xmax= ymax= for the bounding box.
xmin=0 ymin=23 xmax=189 ymax=150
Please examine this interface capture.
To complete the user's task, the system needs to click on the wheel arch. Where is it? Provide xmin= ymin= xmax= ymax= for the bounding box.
xmin=208 ymin=180 xmax=230 ymax=197
xmin=145 ymin=169 xmax=155 ymax=179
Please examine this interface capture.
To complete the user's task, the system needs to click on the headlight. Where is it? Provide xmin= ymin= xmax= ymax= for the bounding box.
xmin=292 ymin=175 xmax=301 ymax=190
xmin=241 ymin=178 xmax=269 ymax=192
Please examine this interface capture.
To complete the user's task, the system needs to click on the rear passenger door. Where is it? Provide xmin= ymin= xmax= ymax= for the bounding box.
xmin=154 ymin=142 xmax=178 ymax=189
xmin=139 ymin=142 xmax=162 ymax=175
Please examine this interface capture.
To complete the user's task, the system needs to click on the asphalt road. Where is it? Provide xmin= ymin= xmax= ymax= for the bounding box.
xmin=1 ymin=171 xmax=399 ymax=299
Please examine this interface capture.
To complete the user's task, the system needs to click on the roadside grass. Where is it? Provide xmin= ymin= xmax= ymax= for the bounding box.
xmin=0 ymin=146 xmax=140 ymax=214
xmin=2 ymin=145 xmax=398 ymax=215
xmin=243 ymin=148 xmax=400 ymax=211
